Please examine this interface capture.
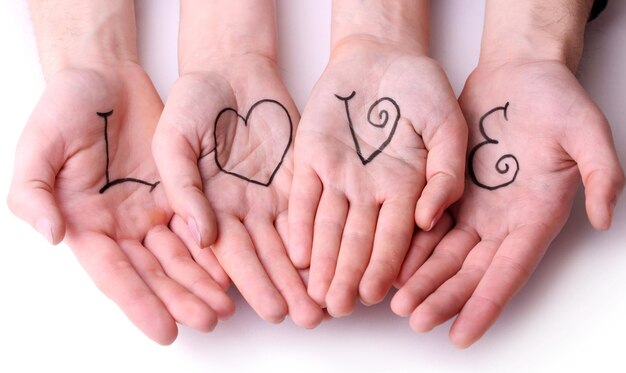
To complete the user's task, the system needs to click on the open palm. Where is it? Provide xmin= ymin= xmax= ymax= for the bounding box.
xmin=9 ymin=65 xmax=233 ymax=344
xmin=391 ymin=60 xmax=625 ymax=347
xmin=153 ymin=58 xmax=323 ymax=328
xmin=288 ymin=40 xmax=467 ymax=316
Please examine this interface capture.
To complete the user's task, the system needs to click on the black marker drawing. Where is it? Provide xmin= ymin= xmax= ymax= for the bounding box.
xmin=97 ymin=110 xmax=160 ymax=194
xmin=213 ymin=99 xmax=292 ymax=187
xmin=335 ymin=91 xmax=401 ymax=165
xmin=468 ymin=102 xmax=519 ymax=190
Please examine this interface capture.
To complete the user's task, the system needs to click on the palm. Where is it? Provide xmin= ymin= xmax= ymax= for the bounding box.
xmin=392 ymin=60 xmax=624 ymax=347
xmin=11 ymin=66 xmax=233 ymax=344
xmin=289 ymin=40 xmax=467 ymax=315
xmin=154 ymin=59 xmax=323 ymax=328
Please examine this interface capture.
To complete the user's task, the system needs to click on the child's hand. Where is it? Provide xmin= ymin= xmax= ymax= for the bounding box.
xmin=391 ymin=60 xmax=625 ymax=348
xmin=288 ymin=38 xmax=467 ymax=316
xmin=8 ymin=65 xmax=234 ymax=344
xmin=153 ymin=57 xmax=324 ymax=328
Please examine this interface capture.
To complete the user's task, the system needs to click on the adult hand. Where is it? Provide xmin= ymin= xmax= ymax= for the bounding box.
xmin=391 ymin=58 xmax=624 ymax=347
xmin=288 ymin=0 xmax=467 ymax=316
xmin=9 ymin=65 xmax=234 ymax=344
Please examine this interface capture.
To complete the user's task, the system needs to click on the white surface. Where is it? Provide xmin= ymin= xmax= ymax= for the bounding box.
xmin=0 ymin=1 xmax=625 ymax=372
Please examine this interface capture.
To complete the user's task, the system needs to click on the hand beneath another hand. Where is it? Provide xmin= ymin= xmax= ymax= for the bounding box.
xmin=8 ymin=65 xmax=234 ymax=344
xmin=288 ymin=37 xmax=467 ymax=317
xmin=391 ymin=59 xmax=625 ymax=347
xmin=153 ymin=56 xmax=324 ymax=328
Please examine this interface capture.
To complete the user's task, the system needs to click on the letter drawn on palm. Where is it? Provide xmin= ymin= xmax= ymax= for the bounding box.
xmin=97 ymin=110 xmax=160 ymax=193
xmin=335 ymin=91 xmax=401 ymax=165
xmin=468 ymin=102 xmax=520 ymax=190
xmin=213 ymin=99 xmax=292 ymax=187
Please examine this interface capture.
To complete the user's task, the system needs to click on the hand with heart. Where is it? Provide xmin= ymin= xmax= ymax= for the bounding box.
xmin=287 ymin=36 xmax=468 ymax=316
xmin=153 ymin=55 xmax=324 ymax=328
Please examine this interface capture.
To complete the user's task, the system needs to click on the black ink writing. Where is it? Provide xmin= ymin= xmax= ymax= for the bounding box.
xmin=97 ymin=110 xmax=160 ymax=194
xmin=213 ymin=99 xmax=292 ymax=187
xmin=468 ymin=102 xmax=519 ymax=190
xmin=335 ymin=91 xmax=401 ymax=165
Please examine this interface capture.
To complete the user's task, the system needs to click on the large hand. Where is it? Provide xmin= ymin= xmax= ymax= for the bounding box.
xmin=8 ymin=66 xmax=234 ymax=344
xmin=288 ymin=39 xmax=467 ymax=316
xmin=391 ymin=60 xmax=625 ymax=347
xmin=153 ymin=57 xmax=324 ymax=328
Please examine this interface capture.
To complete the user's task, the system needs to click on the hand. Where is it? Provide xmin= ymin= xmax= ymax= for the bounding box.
xmin=8 ymin=65 xmax=234 ymax=344
xmin=391 ymin=60 xmax=625 ymax=347
xmin=288 ymin=38 xmax=467 ymax=316
xmin=153 ymin=57 xmax=324 ymax=328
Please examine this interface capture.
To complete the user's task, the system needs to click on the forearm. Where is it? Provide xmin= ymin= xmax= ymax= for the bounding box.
xmin=331 ymin=0 xmax=429 ymax=55
xmin=178 ymin=0 xmax=278 ymax=74
xmin=28 ymin=0 xmax=137 ymax=79
xmin=480 ymin=0 xmax=594 ymax=71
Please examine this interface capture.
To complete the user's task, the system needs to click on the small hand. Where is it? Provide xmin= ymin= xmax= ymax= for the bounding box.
xmin=8 ymin=65 xmax=234 ymax=344
xmin=288 ymin=40 xmax=467 ymax=316
xmin=153 ymin=57 xmax=323 ymax=328
xmin=391 ymin=60 xmax=625 ymax=347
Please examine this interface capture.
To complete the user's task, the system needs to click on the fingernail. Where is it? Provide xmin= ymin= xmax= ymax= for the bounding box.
xmin=187 ymin=218 xmax=201 ymax=246
xmin=36 ymin=218 xmax=53 ymax=244
xmin=428 ymin=208 xmax=445 ymax=231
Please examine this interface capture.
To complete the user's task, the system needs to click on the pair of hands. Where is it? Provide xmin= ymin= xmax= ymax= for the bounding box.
xmin=9 ymin=37 xmax=623 ymax=347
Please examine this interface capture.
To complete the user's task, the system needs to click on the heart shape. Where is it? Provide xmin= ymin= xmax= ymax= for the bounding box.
xmin=335 ymin=91 xmax=401 ymax=165
xmin=213 ymin=99 xmax=292 ymax=187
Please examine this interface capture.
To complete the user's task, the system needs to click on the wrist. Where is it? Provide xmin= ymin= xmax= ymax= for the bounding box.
xmin=28 ymin=0 xmax=137 ymax=80
xmin=479 ymin=0 xmax=592 ymax=71
xmin=178 ymin=0 xmax=278 ymax=75
xmin=330 ymin=0 xmax=429 ymax=57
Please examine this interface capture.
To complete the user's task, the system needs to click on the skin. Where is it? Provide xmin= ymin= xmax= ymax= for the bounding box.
xmin=8 ymin=1 xmax=233 ymax=344
xmin=391 ymin=0 xmax=625 ymax=348
xmin=153 ymin=0 xmax=324 ymax=328
xmin=288 ymin=0 xmax=467 ymax=316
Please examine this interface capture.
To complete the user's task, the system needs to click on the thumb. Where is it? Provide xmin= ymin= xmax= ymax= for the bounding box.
xmin=415 ymin=106 xmax=468 ymax=231
xmin=565 ymin=111 xmax=625 ymax=230
xmin=8 ymin=122 xmax=66 ymax=244
xmin=153 ymin=84 xmax=219 ymax=248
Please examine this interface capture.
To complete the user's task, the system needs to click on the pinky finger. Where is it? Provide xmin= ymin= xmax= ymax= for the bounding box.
xmin=449 ymin=225 xmax=552 ymax=348
xmin=69 ymin=232 xmax=178 ymax=345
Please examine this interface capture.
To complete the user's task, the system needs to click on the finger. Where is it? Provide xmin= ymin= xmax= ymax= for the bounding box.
xmin=563 ymin=111 xmax=625 ymax=230
xmin=415 ymin=107 xmax=467 ymax=231
xmin=212 ymin=214 xmax=287 ymax=323
xmin=307 ymin=190 xmax=349 ymax=307
xmin=390 ymin=225 xmax=479 ymax=317
xmin=325 ymin=202 xmax=378 ymax=317
xmin=246 ymin=220 xmax=324 ymax=329
xmin=396 ymin=213 xmax=453 ymax=288
xmin=153 ymin=111 xmax=217 ymax=248
xmin=170 ymin=214 xmax=230 ymax=290
xmin=144 ymin=225 xmax=235 ymax=320
xmin=8 ymin=123 xmax=66 ymax=244
xmin=359 ymin=199 xmax=415 ymax=305
xmin=288 ymin=164 xmax=322 ymax=268
xmin=119 ymin=240 xmax=219 ymax=333
xmin=449 ymin=225 xmax=551 ymax=348
xmin=68 ymin=232 xmax=177 ymax=345
xmin=409 ymin=240 xmax=499 ymax=333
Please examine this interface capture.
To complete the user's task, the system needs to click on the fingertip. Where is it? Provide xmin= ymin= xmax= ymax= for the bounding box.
xmin=258 ymin=296 xmax=289 ymax=324
xmin=409 ymin=311 xmax=436 ymax=333
xmin=585 ymin=199 xmax=613 ymax=231
xmin=449 ymin=324 xmax=476 ymax=349
xmin=390 ymin=290 xmax=415 ymax=317
xmin=290 ymin=300 xmax=324 ymax=329
xmin=325 ymin=286 xmax=357 ymax=318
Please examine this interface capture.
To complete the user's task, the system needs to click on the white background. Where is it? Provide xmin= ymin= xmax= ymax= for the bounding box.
xmin=1 ymin=1 xmax=625 ymax=372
